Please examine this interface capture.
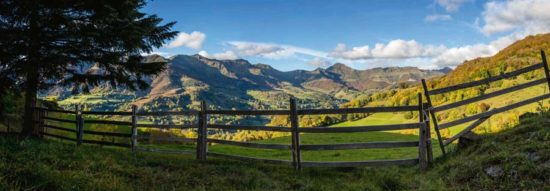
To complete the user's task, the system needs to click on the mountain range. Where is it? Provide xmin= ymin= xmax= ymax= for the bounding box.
xmin=45 ymin=54 xmax=449 ymax=112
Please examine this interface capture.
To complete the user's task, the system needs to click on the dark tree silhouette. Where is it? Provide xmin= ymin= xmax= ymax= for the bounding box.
xmin=0 ymin=0 xmax=177 ymax=136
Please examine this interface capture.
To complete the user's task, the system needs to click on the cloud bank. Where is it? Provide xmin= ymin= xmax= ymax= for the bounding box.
xmin=166 ymin=31 xmax=206 ymax=49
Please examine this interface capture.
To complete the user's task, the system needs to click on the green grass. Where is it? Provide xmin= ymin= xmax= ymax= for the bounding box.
xmin=210 ymin=131 xmax=441 ymax=162
xmin=332 ymin=113 xmax=413 ymax=127
xmin=2 ymin=111 xmax=550 ymax=190
xmin=211 ymin=112 xmax=442 ymax=161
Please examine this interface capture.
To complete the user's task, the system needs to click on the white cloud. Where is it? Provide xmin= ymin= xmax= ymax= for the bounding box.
xmin=431 ymin=0 xmax=550 ymax=67
xmin=166 ymin=31 xmax=206 ymax=49
xmin=425 ymin=14 xmax=452 ymax=22
xmin=436 ymin=0 xmax=469 ymax=12
xmin=198 ymin=50 xmax=239 ymax=60
xmin=329 ymin=40 xmax=446 ymax=60
xmin=431 ymin=44 xmax=496 ymax=67
xmin=431 ymin=32 xmax=526 ymax=67
xmin=307 ymin=57 xmax=332 ymax=68
xmin=481 ymin=0 xmax=550 ymax=35
xmin=226 ymin=41 xmax=328 ymax=60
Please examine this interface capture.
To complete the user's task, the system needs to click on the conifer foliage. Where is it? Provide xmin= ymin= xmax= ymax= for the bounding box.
xmin=0 ymin=0 xmax=177 ymax=136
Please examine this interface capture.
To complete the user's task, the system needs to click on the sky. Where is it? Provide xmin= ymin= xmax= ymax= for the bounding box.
xmin=142 ymin=0 xmax=550 ymax=71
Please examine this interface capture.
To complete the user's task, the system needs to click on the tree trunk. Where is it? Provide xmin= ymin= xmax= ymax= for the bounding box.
xmin=21 ymin=72 xmax=38 ymax=137
xmin=21 ymin=3 xmax=40 ymax=137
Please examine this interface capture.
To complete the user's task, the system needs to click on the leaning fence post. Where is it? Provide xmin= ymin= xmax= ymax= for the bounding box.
xmin=131 ymin=105 xmax=138 ymax=152
xmin=76 ymin=105 xmax=84 ymax=146
xmin=421 ymin=79 xmax=446 ymax=155
xmin=540 ymin=50 xmax=550 ymax=92
xmin=418 ymin=93 xmax=427 ymax=170
xmin=196 ymin=101 xmax=208 ymax=160
xmin=290 ymin=97 xmax=301 ymax=170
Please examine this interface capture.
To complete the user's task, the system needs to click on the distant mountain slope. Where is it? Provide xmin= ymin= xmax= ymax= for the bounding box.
xmin=344 ymin=33 xmax=550 ymax=107
xmin=44 ymin=54 xmax=447 ymax=112
xmin=339 ymin=33 xmax=550 ymax=137
xmin=431 ymin=33 xmax=550 ymax=89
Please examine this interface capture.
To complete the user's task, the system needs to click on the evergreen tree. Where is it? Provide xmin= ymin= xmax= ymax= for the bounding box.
xmin=0 ymin=0 xmax=177 ymax=136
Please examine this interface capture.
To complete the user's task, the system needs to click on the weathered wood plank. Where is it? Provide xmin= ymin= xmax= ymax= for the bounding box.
xmin=131 ymin=105 xmax=137 ymax=152
xmin=137 ymin=124 xmax=197 ymax=129
xmin=205 ymin=110 xmax=290 ymax=115
xmin=298 ymin=123 xmax=420 ymax=133
xmin=541 ymin=50 xmax=550 ymax=91
xmin=418 ymin=93 xmax=427 ymax=170
xmin=208 ymin=139 xmax=291 ymax=150
xmin=421 ymin=79 xmax=447 ymax=155
xmin=432 ymin=79 xmax=546 ymax=112
xmin=207 ymin=152 xmax=293 ymax=165
xmin=82 ymin=139 xmax=131 ymax=148
xmin=137 ymin=136 xmax=196 ymax=143
xmin=135 ymin=147 xmax=195 ymax=154
xmin=136 ymin=110 xmax=198 ymax=116
xmin=206 ymin=124 xmax=291 ymax=132
xmin=300 ymin=141 xmax=419 ymax=150
xmin=289 ymin=98 xmax=301 ymax=169
xmin=198 ymin=101 xmax=208 ymax=160
xmin=76 ymin=105 xmax=83 ymax=145
xmin=82 ymin=111 xmax=132 ymax=115
xmin=43 ymin=124 xmax=76 ymax=133
xmin=84 ymin=120 xmax=132 ymax=126
xmin=443 ymin=117 xmax=489 ymax=146
xmin=301 ymin=158 xmax=419 ymax=167
xmin=83 ymin=130 xmax=132 ymax=138
xmin=430 ymin=63 xmax=544 ymax=95
xmin=43 ymin=117 xmax=76 ymax=124
xmin=41 ymin=132 xmax=77 ymax=141
xmin=439 ymin=93 xmax=550 ymax=129
xmin=297 ymin=106 xmax=418 ymax=115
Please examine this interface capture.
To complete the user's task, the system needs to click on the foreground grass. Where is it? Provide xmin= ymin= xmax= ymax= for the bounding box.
xmin=2 ymin=111 xmax=550 ymax=190
xmin=0 ymin=136 xmax=433 ymax=190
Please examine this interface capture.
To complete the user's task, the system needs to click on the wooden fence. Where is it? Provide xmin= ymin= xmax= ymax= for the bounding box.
xmin=33 ymin=94 xmax=430 ymax=170
xmin=32 ymin=50 xmax=550 ymax=170
xmin=421 ymin=50 xmax=550 ymax=155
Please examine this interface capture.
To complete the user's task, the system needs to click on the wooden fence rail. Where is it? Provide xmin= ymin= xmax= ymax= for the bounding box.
xmin=421 ymin=50 xmax=550 ymax=155
xmin=33 ymin=93 xmax=430 ymax=170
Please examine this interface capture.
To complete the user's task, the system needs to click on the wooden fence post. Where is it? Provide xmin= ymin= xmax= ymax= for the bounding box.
xmin=76 ymin=105 xmax=84 ymax=146
xmin=131 ymin=105 xmax=138 ymax=152
xmin=37 ymin=108 xmax=45 ymax=138
xmin=196 ymin=101 xmax=208 ymax=160
xmin=196 ymin=107 xmax=202 ymax=160
xmin=33 ymin=108 xmax=39 ymax=135
xmin=540 ymin=50 xmax=550 ymax=91
xmin=418 ymin=93 xmax=427 ymax=170
xmin=421 ymin=79 xmax=446 ymax=155
xmin=425 ymin=110 xmax=434 ymax=164
xmin=289 ymin=97 xmax=301 ymax=170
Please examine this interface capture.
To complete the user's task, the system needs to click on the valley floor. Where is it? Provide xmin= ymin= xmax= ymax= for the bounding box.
xmin=2 ymin=111 xmax=550 ymax=190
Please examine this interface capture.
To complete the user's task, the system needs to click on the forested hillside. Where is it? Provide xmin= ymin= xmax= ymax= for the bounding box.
xmin=339 ymin=33 xmax=550 ymax=137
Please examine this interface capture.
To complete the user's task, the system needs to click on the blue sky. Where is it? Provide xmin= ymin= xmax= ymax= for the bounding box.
xmin=142 ymin=0 xmax=550 ymax=71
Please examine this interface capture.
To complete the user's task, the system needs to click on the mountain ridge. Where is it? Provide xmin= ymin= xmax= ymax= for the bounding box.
xmin=45 ymin=54 xmax=449 ymax=112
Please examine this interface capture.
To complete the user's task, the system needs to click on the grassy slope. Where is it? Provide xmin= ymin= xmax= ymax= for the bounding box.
xmin=2 ymin=111 xmax=550 ymax=190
